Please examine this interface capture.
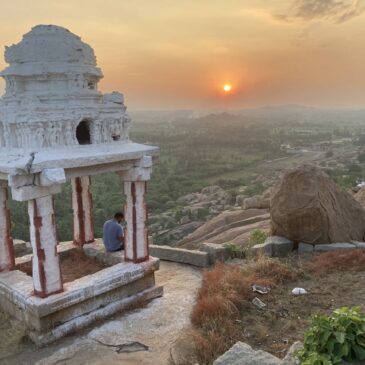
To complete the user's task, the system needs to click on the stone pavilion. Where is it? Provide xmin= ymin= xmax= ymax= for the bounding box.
xmin=0 ymin=25 xmax=162 ymax=344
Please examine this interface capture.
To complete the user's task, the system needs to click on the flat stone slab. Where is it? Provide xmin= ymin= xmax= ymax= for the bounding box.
xmin=149 ymin=245 xmax=210 ymax=267
xmin=314 ymin=243 xmax=355 ymax=252
xmin=0 ymin=142 xmax=159 ymax=176
xmin=29 ymin=285 xmax=163 ymax=346
xmin=351 ymin=241 xmax=365 ymax=249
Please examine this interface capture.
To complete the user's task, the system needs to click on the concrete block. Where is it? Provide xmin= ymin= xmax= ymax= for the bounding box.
xmin=314 ymin=243 xmax=355 ymax=252
xmin=200 ymin=242 xmax=230 ymax=264
xmin=149 ymin=244 xmax=210 ymax=267
xmin=251 ymin=243 xmax=273 ymax=257
xmin=351 ymin=241 xmax=365 ymax=249
xmin=298 ymin=243 xmax=314 ymax=254
xmin=264 ymin=236 xmax=294 ymax=257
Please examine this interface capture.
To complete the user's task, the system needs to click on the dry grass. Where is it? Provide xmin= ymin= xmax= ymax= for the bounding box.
xmin=307 ymin=249 xmax=365 ymax=275
xmin=190 ymin=257 xmax=297 ymax=365
xmin=17 ymin=249 xmax=109 ymax=283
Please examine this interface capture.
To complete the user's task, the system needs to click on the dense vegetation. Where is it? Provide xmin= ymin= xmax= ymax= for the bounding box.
xmin=8 ymin=110 xmax=365 ymax=241
xmin=297 ymin=307 xmax=365 ymax=365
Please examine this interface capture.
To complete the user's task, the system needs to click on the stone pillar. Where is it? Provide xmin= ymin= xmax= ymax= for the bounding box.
xmin=124 ymin=181 xmax=149 ymax=262
xmin=28 ymin=195 xmax=63 ymax=297
xmin=0 ymin=183 xmax=15 ymax=272
xmin=71 ymin=176 xmax=94 ymax=246
xmin=121 ymin=156 xmax=152 ymax=263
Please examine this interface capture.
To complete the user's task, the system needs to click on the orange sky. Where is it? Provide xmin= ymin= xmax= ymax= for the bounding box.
xmin=0 ymin=0 xmax=364 ymax=109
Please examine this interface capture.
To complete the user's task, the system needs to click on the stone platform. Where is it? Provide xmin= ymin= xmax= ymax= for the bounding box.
xmin=0 ymin=241 xmax=163 ymax=346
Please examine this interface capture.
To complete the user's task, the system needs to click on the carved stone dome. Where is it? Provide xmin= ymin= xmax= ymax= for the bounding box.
xmin=0 ymin=25 xmax=129 ymax=149
xmin=0 ymin=25 xmax=102 ymax=78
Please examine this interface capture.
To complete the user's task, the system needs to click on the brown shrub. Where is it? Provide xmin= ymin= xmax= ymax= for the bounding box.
xmin=191 ymin=258 xmax=297 ymax=364
xmin=249 ymin=255 xmax=296 ymax=284
xmin=308 ymin=249 xmax=365 ymax=275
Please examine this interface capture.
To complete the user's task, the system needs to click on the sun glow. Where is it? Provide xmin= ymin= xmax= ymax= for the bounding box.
xmin=223 ymin=83 xmax=232 ymax=93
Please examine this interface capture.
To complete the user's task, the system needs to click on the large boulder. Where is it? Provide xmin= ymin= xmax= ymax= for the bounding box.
xmin=270 ymin=164 xmax=365 ymax=244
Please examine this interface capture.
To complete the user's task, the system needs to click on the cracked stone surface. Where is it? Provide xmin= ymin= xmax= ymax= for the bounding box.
xmin=2 ymin=261 xmax=202 ymax=365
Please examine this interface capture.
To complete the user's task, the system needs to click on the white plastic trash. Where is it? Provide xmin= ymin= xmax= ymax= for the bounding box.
xmin=292 ymin=287 xmax=307 ymax=295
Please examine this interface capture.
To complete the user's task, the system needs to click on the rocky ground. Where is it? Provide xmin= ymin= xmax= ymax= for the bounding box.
xmin=0 ymin=261 xmax=202 ymax=365
xmin=150 ymin=186 xmax=234 ymax=246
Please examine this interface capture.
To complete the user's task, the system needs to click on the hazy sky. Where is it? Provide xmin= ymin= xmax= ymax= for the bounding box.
xmin=0 ymin=0 xmax=364 ymax=109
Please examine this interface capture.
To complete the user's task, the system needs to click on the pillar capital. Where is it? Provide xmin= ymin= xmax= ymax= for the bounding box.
xmin=118 ymin=156 xmax=152 ymax=182
xmin=9 ymin=168 xmax=66 ymax=202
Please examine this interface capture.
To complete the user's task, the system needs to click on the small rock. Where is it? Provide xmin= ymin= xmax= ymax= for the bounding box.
xmin=213 ymin=342 xmax=281 ymax=365
xmin=282 ymin=341 xmax=303 ymax=365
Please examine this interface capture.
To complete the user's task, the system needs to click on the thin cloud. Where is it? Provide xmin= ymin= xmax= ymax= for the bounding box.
xmin=274 ymin=0 xmax=365 ymax=24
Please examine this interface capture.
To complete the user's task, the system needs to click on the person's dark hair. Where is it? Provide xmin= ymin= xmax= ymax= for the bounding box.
xmin=114 ymin=212 xmax=124 ymax=219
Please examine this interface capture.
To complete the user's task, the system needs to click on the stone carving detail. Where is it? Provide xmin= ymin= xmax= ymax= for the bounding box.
xmin=0 ymin=25 xmax=130 ymax=148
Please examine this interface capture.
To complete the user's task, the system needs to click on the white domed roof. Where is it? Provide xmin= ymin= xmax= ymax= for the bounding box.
xmin=0 ymin=25 xmax=102 ymax=77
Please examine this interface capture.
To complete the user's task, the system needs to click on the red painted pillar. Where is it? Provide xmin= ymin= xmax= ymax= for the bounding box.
xmin=71 ymin=176 xmax=94 ymax=246
xmin=124 ymin=181 xmax=149 ymax=263
xmin=0 ymin=184 xmax=15 ymax=272
xmin=28 ymin=195 xmax=63 ymax=298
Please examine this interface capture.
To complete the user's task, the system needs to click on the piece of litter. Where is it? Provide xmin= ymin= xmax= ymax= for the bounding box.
xmin=252 ymin=297 xmax=266 ymax=309
xmin=292 ymin=287 xmax=307 ymax=295
xmin=252 ymin=284 xmax=271 ymax=294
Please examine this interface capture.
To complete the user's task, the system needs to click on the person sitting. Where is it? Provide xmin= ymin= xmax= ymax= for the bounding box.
xmin=103 ymin=212 xmax=125 ymax=252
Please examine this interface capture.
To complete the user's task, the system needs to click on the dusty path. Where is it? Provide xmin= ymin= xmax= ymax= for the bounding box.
xmin=1 ymin=261 xmax=202 ymax=365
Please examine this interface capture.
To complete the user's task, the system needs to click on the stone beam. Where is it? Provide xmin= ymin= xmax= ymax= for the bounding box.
xmin=65 ymin=160 xmax=134 ymax=179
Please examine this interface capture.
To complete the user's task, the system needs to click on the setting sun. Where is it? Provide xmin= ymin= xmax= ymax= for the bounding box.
xmin=223 ymin=84 xmax=232 ymax=93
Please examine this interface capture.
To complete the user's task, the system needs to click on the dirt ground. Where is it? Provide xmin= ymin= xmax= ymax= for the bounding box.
xmin=206 ymin=252 xmax=365 ymax=361
xmin=16 ymin=249 xmax=109 ymax=283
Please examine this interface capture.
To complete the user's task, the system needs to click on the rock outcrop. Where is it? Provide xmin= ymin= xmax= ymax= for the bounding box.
xmin=270 ymin=164 xmax=365 ymax=244
xmin=354 ymin=186 xmax=365 ymax=208
xmin=242 ymin=195 xmax=270 ymax=210
xmin=177 ymin=208 xmax=270 ymax=249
